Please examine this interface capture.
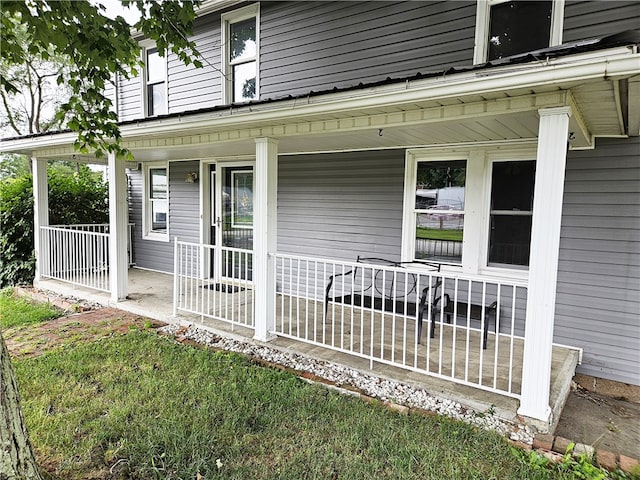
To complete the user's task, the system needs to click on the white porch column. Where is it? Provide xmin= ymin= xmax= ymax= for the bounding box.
xmin=518 ymin=107 xmax=572 ymax=422
xmin=32 ymin=156 xmax=48 ymax=284
xmin=253 ymin=138 xmax=278 ymax=342
xmin=108 ymin=151 xmax=129 ymax=301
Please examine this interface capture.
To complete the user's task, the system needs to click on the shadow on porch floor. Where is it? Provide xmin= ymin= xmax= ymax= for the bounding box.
xmin=36 ymin=267 xmax=580 ymax=433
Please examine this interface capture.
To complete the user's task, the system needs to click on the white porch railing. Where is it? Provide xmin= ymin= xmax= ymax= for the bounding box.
xmin=272 ymin=253 xmax=528 ymax=398
xmin=40 ymin=223 xmax=135 ymax=292
xmin=173 ymin=240 xmax=254 ymax=330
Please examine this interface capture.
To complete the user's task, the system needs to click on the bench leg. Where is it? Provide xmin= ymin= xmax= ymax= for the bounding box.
xmin=482 ymin=312 xmax=495 ymax=350
xmin=430 ymin=310 xmax=436 ymax=339
xmin=483 ymin=321 xmax=488 ymax=349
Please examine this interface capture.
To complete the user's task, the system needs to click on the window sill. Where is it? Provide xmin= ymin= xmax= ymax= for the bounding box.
xmin=143 ymin=232 xmax=170 ymax=242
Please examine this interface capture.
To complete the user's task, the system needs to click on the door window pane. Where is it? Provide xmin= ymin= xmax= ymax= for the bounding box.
xmin=488 ymin=1 xmax=552 ymax=60
xmin=414 ymin=160 xmax=466 ymax=264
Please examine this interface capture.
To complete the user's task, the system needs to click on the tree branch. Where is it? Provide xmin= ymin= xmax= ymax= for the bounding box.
xmin=0 ymin=87 xmax=23 ymax=136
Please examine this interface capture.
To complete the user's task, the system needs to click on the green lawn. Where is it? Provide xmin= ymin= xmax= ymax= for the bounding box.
xmin=3 ymin=291 xmax=612 ymax=479
xmin=0 ymin=288 xmax=62 ymax=329
xmin=11 ymin=331 xmax=579 ymax=480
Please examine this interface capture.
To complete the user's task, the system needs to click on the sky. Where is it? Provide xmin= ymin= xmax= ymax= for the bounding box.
xmin=96 ymin=0 xmax=141 ymax=25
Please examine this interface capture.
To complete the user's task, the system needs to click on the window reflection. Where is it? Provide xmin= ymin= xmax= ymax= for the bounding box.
xmin=414 ymin=160 xmax=466 ymax=264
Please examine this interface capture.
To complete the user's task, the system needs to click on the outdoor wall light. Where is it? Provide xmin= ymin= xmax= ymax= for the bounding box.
xmin=185 ymin=172 xmax=198 ymax=183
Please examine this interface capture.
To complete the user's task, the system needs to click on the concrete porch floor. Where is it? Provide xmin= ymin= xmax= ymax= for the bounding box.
xmin=36 ymin=267 xmax=580 ymax=433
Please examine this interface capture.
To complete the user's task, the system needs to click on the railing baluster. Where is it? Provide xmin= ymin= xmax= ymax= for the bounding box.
xmin=493 ymin=283 xmax=501 ymax=389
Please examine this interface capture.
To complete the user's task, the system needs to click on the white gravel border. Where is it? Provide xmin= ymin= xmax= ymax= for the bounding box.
xmin=159 ymin=323 xmax=535 ymax=445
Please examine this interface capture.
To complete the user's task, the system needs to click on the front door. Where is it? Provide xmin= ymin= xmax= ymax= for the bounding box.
xmin=209 ymin=162 xmax=254 ymax=283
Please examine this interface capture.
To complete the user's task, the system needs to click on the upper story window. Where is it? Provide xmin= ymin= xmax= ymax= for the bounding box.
xmin=143 ymin=163 xmax=169 ymax=241
xmin=402 ymin=149 xmax=536 ymax=274
xmin=473 ymin=0 xmax=564 ymax=64
xmin=145 ymin=48 xmax=167 ymax=116
xmin=221 ymin=4 xmax=259 ymax=104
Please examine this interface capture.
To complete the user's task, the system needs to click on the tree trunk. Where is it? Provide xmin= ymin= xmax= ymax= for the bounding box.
xmin=0 ymin=331 xmax=43 ymax=480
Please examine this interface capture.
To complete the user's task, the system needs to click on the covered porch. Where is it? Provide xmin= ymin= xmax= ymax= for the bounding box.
xmin=8 ymin=44 xmax=637 ymax=432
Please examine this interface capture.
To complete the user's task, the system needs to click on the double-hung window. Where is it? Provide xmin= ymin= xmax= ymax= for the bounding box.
xmin=403 ymin=149 xmax=536 ymax=273
xmin=473 ymin=0 xmax=564 ymax=64
xmin=222 ymin=4 xmax=259 ymax=104
xmin=145 ymin=48 xmax=167 ymax=116
xmin=144 ymin=164 xmax=168 ymax=240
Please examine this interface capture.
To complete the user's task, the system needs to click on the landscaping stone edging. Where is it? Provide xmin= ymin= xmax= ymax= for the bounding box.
xmin=14 ymin=286 xmax=94 ymax=312
xmin=162 ymin=323 xmax=535 ymax=443
xmin=532 ymin=433 xmax=640 ymax=475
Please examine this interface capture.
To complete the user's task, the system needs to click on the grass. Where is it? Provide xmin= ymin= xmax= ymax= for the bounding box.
xmin=0 ymin=288 xmax=62 ymax=329
xmin=416 ymin=227 xmax=463 ymax=242
xmin=12 ymin=331 xmax=576 ymax=480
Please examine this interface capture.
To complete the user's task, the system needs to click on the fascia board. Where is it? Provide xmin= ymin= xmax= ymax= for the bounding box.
xmin=0 ymin=132 xmax=78 ymax=154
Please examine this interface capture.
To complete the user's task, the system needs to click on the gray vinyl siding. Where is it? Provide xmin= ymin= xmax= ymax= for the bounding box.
xmin=167 ymin=13 xmax=223 ymax=113
xmin=127 ymin=160 xmax=200 ymax=273
xmin=168 ymin=161 xmax=200 ymax=244
xmin=563 ymin=1 xmax=640 ymax=43
xmin=117 ymin=73 xmax=142 ymax=121
xmin=104 ymin=78 xmax=117 ymax=114
xmin=555 ymin=137 xmax=640 ymax=385
xmin=260 ymin=1 xmax=477 ymax=99
xmin=277 ymin=150 xmax=405 ymax=261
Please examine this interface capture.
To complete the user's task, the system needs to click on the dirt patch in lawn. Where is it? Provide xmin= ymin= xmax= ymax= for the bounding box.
xmin=3 ymin=307 xmax=166 ymax=358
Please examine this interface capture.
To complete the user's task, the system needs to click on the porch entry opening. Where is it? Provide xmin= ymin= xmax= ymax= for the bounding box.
xmin=209 ymin=163 xmax=254 ymax=283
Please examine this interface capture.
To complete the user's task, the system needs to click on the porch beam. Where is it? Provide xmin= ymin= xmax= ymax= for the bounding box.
xmin=32 ymin=156 xmax=48 ymax=284
xmin=29 ymin=90 xmax=592 ymax=160
xmin=108 ymin=152 xmax=129 ymax=301
xmin=253 ymin=137 xmax=278 ymax=342
xmin=113 ymin=91 xmax=570 ymax=151
xmin=518 ymin=106 xmax=572 ymax=424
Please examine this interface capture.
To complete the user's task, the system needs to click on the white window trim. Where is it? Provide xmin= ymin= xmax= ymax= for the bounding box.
xmin=402 ymin=146 xmax=536 ymax=281
xmin=140 ymin=39 xmax=168 ymax=117
xmin=221 ymin=3 xmax=260 ymax=105
xmin=142 ymin=162 xmax=170 ymax=241
xmin=473 ymin=0 xmax=565 ymax=65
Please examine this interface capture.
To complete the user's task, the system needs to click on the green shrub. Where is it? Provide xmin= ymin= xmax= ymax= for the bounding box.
xmin=0 ymin=175 xmax=35 ymax=287
xmin=0 ymin=164 xmax=108 ymax=287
